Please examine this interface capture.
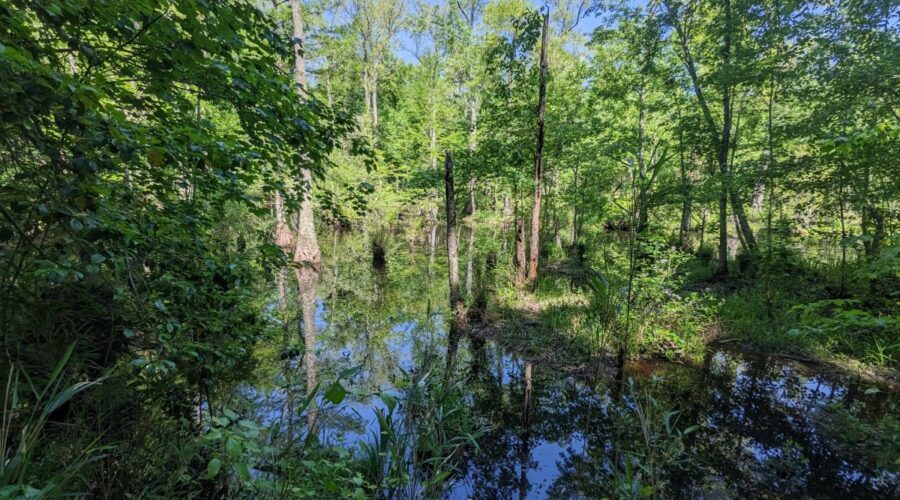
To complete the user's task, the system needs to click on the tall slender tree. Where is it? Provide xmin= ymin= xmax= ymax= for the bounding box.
xmin=527 ymin=10 xmax=550 ymax=284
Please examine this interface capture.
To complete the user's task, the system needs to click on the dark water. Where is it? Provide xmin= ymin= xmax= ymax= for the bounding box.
xmin=242 ymin=237 xmax=898 ymax=498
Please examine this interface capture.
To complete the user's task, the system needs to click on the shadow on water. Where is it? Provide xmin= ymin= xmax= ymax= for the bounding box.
xmin=240 ymin=234 xmax=898 ymax=498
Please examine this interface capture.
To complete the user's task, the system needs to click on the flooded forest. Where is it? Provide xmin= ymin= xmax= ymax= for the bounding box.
xmin=1 ymin=0 xmax=897 ymax=498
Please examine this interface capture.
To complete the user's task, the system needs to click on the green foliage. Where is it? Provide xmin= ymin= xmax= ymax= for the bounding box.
xmin=1 ymin=345 xmax=107 ymax=497
xmin=610 ymin=378 xmax=699 ymax=499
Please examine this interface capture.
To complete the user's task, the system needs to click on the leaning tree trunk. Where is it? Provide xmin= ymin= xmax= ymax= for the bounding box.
xmin=527 ymin=11 xmax=549 ymax=285
xmin=730 ymin=189 xmax=757 ymax=250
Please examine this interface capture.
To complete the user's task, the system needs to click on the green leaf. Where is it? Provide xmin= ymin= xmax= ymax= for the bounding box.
xmin=232 ymin=462 xmax=251 ymax=482
xmin=225 ymin=436 xmax=242 ymax=459
xmin=864 ymin=387 xmax=881 ymax=395
xmin=69 ymin=218 xmax=83 ymax=231
xmin=90 ymin=253 xmax=106 ymax=264
xmin=324 ymin=381 xmax=347 ymax=405
xmin=682 ymin=425 xmax=700 ymax=435
xmin=206 ymin=458 xmax=222 ymax=478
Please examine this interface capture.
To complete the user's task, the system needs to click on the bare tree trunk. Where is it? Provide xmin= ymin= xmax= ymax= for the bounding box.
xmin=444 ymin=152 xmax=461 ymax=312
xmin=527 ymin=11 xmax=549 ymax=285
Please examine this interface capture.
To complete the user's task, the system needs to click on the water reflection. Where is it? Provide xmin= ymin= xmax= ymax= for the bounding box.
xmin=243 ymin=234 xmax=897 ymax=498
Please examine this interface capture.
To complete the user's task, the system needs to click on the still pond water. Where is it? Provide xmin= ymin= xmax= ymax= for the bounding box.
xmin=240 ymin=237 xmax=897 ymax=498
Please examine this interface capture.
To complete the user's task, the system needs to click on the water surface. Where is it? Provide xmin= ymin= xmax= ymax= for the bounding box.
xmin=243 ymin=236 xmax=898 ymax=498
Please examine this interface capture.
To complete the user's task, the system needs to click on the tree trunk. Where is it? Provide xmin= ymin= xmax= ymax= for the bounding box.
xmin=502 ymin=194 xmax=512 ymax=232
xmin=700 ymin=207 xmax=708 ymax=247
xmin=677 ymin=114 xmax=691 ymax=250
xmin=429 ymin=125 xmax=437 ymax=170
xmin=515 ymin=215 xmax=527 ymax=285
xmin=666 ymin=0 xmax=732 ymax=277
xmin=444 ymin=151 xmax=461 ymax=311
xmin=752 ymin=175 xmax=766 ymax=214
xmin=636 ymin=85 xmax=649 ymax=233
xmin=273 ymin=189 xmax=293 ymax=315
xmin=469 ymin=95 xmax=478 ymax=152
xmin=371 ymin=71 xmax=379 ymax=133
xmin=428 ymin=215 xmax=438 ymax=267
xmin=714 ymin=0 xmax=734 ymax=278
xmin=553 ymin=214 xmax=562 ymax=250
xmin=363 ymin=62 xmax=371 ymax=126
xmin=730 ymin=189 xmax=757 ymax=250
xmin=291 ymin=0 xmax=321 ymax=436
xmin=527 ymin=12 xmax=549 ymax=285
xmin=570 ymin=161 xmax=580 ymax=251
xmin=679 ymin=198 xmax=692 ymax=249
xmin=726 ymin=93 xmax=758 ymax=251
xmin=465 ymin=225 xmax=475 ymax=297
xmin=291 ymin=0 xmax=321 ymax=269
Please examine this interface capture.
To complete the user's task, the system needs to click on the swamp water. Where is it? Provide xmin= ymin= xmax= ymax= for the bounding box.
xmin=236 ymin=236 xmax=897 ymax=498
